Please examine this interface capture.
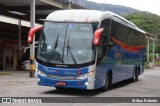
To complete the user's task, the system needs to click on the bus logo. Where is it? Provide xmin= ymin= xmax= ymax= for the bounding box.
xmin=65 ymin=71 xmax=77 ymax=75
xmin=2 ymin=98 xmax=11 ymax=103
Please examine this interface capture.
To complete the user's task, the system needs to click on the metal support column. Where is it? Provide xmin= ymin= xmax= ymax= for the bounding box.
xmin=18 ymin=19 xmax=21 ymax=70
xmin=67 ymin=2 xmax=71 ymax=9
xmin=147 ymin=37 xmax=150 ymax=68
xmin=152 ymin=38 xmax=155 ymax=67
xmin=30 ymin=0 xmax=36 ymax=77
xmin=63 ymin=0 xmax=71 ymax=9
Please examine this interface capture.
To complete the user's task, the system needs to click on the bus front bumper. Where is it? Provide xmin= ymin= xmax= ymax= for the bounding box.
xmin=37 ymin=74 xmax=89 ymax=89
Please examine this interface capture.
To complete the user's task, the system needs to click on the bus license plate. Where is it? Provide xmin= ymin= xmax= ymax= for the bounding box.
xmin=56 ymin=82 xmax=66 ymax=86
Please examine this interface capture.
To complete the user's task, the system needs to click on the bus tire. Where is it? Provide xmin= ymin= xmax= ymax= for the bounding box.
xmin=131 ymin=68 xmax=138 ymax=82
xmin=100 ymin=74 xmax=111 ymax=92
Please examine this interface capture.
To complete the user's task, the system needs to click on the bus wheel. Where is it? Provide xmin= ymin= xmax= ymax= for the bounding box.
xmin=100 ymin=75 xmax=110 ymax=92
xmin=131 ymin=68 xmax=138 ymax=82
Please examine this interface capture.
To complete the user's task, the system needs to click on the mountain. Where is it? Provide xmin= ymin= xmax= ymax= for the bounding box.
xmin=86 ymin=1 xmax=151 ymax=15
xmin=71 ymin=0 xmax=152 ymax=15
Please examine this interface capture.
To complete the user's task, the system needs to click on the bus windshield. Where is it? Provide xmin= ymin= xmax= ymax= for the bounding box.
xmin=37 ymin=22 xmax=97 ymax=67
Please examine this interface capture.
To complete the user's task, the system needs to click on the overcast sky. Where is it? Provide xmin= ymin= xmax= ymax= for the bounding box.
xmin=88 ymin=0 xmax=160 ymax=15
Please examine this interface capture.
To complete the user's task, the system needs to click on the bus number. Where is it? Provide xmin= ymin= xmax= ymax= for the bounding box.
xmin=81 ymin=26 xmax=91 ymax=31
xmin=49 ymin=24 xmax=62 ymax=28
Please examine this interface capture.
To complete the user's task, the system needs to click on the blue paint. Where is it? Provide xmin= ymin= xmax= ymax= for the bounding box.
xmin=38 ymin=63 xmax=88 ymax=89
xmin=37 ymin=43 xmax=145 ymax=90
xmin=38 ymin=74 xmax=87 ymax=89
xmin=94 ymin=44 xmax=145 ymax=89
xmin=38 ymin=64 xmax=88 ymax=76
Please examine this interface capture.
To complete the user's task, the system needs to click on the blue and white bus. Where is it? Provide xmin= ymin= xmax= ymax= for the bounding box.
xmin=28 ymin=10 xmax=146 ymax=91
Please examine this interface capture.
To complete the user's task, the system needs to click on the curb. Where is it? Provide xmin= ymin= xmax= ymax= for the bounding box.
xmin=0 ymin=72 xmax=11 ymax=75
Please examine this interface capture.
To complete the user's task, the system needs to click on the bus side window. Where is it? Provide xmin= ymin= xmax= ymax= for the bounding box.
xmin=97 ymin=35 xmax=107 ymax=66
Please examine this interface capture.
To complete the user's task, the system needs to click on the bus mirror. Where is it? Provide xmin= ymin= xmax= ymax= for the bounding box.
xmin=28 ymin=26 xmax=42 ymax=43
xmin=93 ymin=28 xmax=104 ymax=46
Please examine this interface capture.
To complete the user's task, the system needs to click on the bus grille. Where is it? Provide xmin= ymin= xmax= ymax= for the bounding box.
xmin=47 ymin=74 xmax=77 ymax=80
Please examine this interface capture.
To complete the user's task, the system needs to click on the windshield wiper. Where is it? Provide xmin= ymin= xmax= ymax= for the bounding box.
xmin=66 ymin=37 xmax=77 ymax=64
xmin=51 ymin=34 xmax=59 ymax=53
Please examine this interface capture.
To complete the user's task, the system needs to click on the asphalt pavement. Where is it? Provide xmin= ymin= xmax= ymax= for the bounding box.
xmin=0 ymin=67 xmax=160 ymax=105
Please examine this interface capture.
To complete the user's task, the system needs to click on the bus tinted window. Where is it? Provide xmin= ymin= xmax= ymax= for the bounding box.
xmin=100 ymin=19 xmax=111 ymax=36
xmin=111 ymin=21 xmax=145 ymax=46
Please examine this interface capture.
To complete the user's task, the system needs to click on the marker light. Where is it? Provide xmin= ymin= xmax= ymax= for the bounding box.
xmin=85 ymin=82 xmax=89 ymax=86
xmin=28 ymin=37 xmax=31 ymax=42
xmin=94 ymin=39 xmax=99 ymax=43
xmin=93 ymin=28 xmax=104 ymax=46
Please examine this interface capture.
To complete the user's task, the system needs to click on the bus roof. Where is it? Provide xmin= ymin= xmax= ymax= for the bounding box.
xmin=46 ymin=10 xmax=105 ymax=22
xmin=46 ymin=10 xmax=145 ymax=34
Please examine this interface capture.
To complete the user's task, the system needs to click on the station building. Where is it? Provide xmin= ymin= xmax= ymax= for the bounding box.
xmin=0 ymin=0 xmax=86 ymax=70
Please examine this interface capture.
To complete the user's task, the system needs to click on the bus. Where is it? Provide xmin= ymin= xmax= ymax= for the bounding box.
xmin=28 ymin=10 xmax=146 ymax=91
xmin=21 ymin=41 xmax=38 ymax=70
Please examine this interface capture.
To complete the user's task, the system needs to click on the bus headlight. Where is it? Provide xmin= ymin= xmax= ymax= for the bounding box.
xmin=77 ymin=71 xmax=94 ymax=80
xmin=38 ymin=70 xmax=47 ymax=77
